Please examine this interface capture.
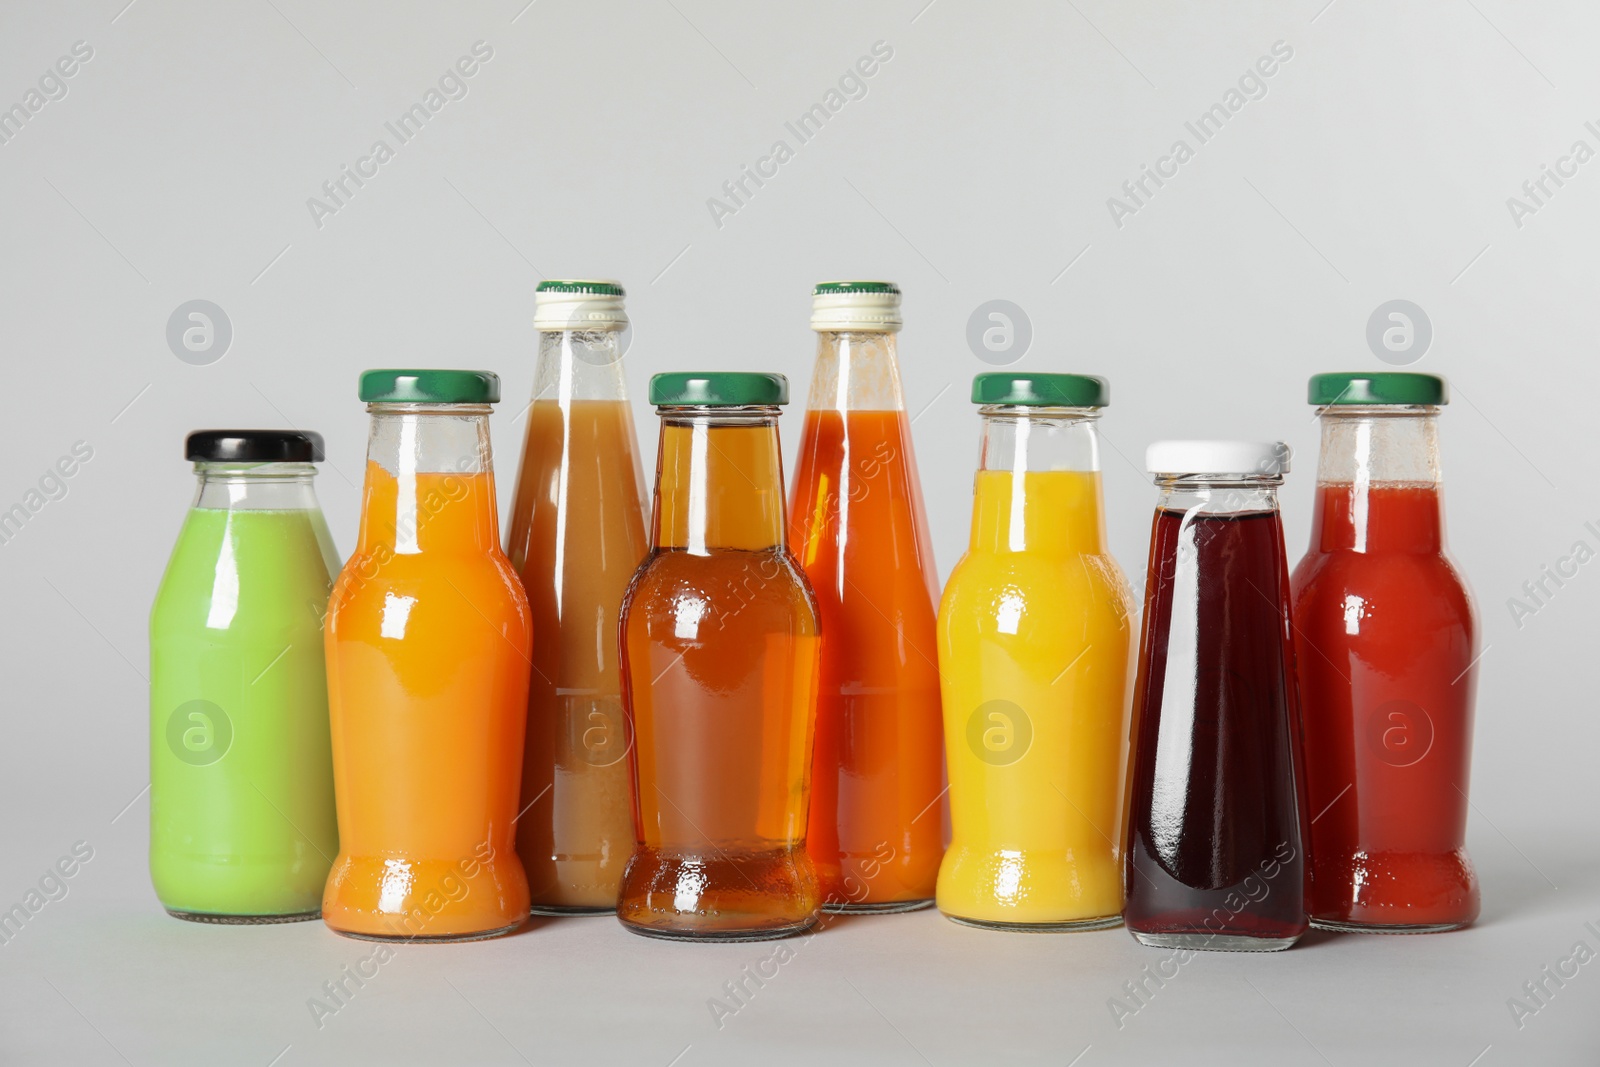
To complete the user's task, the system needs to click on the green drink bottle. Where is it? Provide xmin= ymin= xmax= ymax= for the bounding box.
xmin=149 ymin=431 xmax=341 ymax=922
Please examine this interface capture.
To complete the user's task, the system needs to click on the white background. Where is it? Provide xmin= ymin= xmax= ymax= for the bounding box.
xmin=1 ymin=0 xmax=1597 ymax=1063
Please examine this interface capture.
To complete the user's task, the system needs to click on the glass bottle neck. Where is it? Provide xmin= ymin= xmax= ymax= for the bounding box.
xmin=1314 ymin=406 xmax=1442 ymax=485
xmin=805 ymin=331 xmax=905 ymax=411
xmin=532 ymin=329 xmax=629 ymax=403
xmin=1310 ymin=407 xmax=1443 ymax=553
xmin=193 ymin=462 xmax=321 ymax=511
xmin=1154 ymin=479 xmax=1282 ymax=518
xmin=970 ymin=409 xmax=1106 ymax=553
xmin=978 ymin=407 xmax=1103 ymax=473
xmin=357 ymin=404 xmax=499 ymax=555
xmin=652 ymin=408 xmax=786 ymax=553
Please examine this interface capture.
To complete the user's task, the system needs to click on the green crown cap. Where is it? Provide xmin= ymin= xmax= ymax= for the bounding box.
xmin=972 ymin=372 xmax=1109 ymax=408
xmin=359 ymin=369 xmax=501 ymax=404
xmin=812 ymin=281 xmax=900 ymax=296
xmin=649 ymin=372 xmax=789 ymax=407
xmin=1309 ymin=372 xmax=1447 ymax=406
xmin=535 ymin=280 xmax=625 ymax=296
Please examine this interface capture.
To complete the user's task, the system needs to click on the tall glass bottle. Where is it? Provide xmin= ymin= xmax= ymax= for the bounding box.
xmin=1292 ymin=372 xmax=1479 ymax=932
xmin=322 ymin=370 xmax=531 ymax=942
xmin=1124 ymin=441 xmax=1309 ymax=951
xmin=789 ymin=281 xmax=943 ymax=912
xmin=936 ymin=375 xmax=1134 ymax=930
xmin=617 ymin=372 xmax=821 ymax=941
xmin=505 ymin=281 xmax=649 ymax=914
xmin=150 ymin=430 xmax=339 ymax=922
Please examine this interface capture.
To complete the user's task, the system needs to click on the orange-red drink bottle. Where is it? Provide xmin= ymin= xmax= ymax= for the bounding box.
xmin=505 ymin=281 xmax=649 ymax=914
xmin=789 ymin=282 xmax=944 ymax=911
xmin=323 ymin=370 xmax=532 ymax=942
xmin=617 ymin=372 xmax=822 ymax=941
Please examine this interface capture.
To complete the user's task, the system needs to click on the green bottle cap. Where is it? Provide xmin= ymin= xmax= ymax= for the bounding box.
xmin=1309 ymin=372 xmax=1447 ymax=406
xmin=358 ymin=369 xmax=501 ymax=404
xmin=649 ymin=372 xmax=789 ymax=407
xmin=971 ymin=372 xmax=1109 ymax=408
xmin=535 ymin=280 xmax=625 ymax=296
xmin=811 ymin=281 xmax=900 ymax=296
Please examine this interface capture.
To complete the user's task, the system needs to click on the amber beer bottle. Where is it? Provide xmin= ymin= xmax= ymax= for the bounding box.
xmin=617 ymin=372 xmax=822 ymax=941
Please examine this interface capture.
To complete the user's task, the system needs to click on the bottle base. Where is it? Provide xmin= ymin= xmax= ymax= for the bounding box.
xmin=619 ymin=915 xmax=818 ymax=943
xmin=946 ymin=913 xmax=1123 ymax=933
xmin=618 ymin=844 xmax=819 ymax=942
xmin=1131 ymin=930 xmax=1300 ymax=952
xmin=1310 ymin=917 xmax=1470 ymax=935
xmin=528 ymin=904 xmax=614 ymax=917
xmin=822 ymin=898 xmax=935 ymax=915
xmin=326 ymin=919 xmax=526 ymax=944
xmin=166 ymin=908 xmax=321 ymax=925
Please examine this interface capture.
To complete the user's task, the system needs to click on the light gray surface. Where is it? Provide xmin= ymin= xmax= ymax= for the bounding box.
xmin=1 ymin=0 xmax=1597 ymax=1063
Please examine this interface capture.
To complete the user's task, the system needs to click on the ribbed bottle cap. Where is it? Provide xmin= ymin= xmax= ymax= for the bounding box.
xmin=1146 ymin=440 xmax=1291 ymax=477
xmin=810 ymin=281 xmax=902 ymax=333
xmin=534 ymin=279 xmax=628 ymax=331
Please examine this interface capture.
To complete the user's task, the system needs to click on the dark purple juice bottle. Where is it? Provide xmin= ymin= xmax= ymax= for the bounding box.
xmin=1124 ymin=441 xmax=1309 ymax=951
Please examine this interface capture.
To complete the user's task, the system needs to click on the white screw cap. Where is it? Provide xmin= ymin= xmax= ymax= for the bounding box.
xmin=1145 ymin=440 xmax=1291 ymax=477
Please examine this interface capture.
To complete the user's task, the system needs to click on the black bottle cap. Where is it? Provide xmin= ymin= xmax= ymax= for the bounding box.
xmin=185 ymin=430 xmax=326 ymax=463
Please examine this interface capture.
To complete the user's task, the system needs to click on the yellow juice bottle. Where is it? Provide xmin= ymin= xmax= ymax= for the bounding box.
xmin=936 ymin=373 xmax=1134 ymax=930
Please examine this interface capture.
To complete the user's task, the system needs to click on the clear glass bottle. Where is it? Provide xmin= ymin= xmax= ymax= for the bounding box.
xmin=936 ymin=374 xmax=1134 ymax=930
xmin=322 ymin=370 xmax=532 ymax=942
xmin=150 ymin=430 xmax=340 ymax=922
xmin=617 ymin=372 xmax=822 ymax=941
xmin=1291 ymin=372 xmax=1479 ymax=932
xmin=505 ymin=281 xmax=650 ymax=914
xmin=789 ymin=281 xmax=944 ymax=913
xmin=1124 ymin=441 xmax=1309 ymax=951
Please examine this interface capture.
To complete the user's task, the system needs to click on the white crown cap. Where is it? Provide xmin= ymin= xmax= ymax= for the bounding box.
xmin=533 ymin=280 xmax=628 ymax=331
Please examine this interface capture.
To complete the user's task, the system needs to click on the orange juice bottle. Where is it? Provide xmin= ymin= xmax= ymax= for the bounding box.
xmin=789 ymin=282 xmax=943 ymax=912
xmin=505 ymin=281 xmax=649 ymax=913
xmin=322 ymin=370 xmax=532 ymax=942
xmin=617 ymin=372 xmax=822 ymax=941
xmin=936 ymin=374 xmax=1134 ymax=930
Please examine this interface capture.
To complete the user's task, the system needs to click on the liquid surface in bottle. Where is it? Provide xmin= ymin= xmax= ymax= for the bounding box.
xmin=618 ymin=421 xmax=821 ymax=940
xmin=937 ymin=470 xmax=1132 ymax=926
xmin=506 ymin=399 xmax=649 ymax=911
xmin=1125 ymin=508 xmax=1308 ymax=947
xmin=150 ymin=507 xmax=339 ymax=918
xmin=1292 ymin=482 xmax=1479 ymax=929
xmin=323 ymin=463 xmax=531 ymax=941
xmin=789 ymin=409 xmax=943 ymax=908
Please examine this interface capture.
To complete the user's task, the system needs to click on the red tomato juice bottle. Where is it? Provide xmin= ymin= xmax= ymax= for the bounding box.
xmin=1291 ymin=372 xmax=1480 ymax=932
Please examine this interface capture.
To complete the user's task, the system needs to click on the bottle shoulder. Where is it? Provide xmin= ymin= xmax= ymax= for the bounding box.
xmin=624 ymin=547 xmax=819 ymax=632
xmin=1292 ymin=548 xmax=1474 ymax=605
xmin=1291 ymin=549 xmax=1476 ymax=642
xmin=152 ymin=509 xmax=335 ymax=633
xmin=940 ymin=549 xmax=1134 ymax=626
xmin=331 ymin=548 xmax=525 ymax=603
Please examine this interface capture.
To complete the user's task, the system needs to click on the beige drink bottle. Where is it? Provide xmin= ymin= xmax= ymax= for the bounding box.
xmin=505 ymin=280 xmax=650 ymax=913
